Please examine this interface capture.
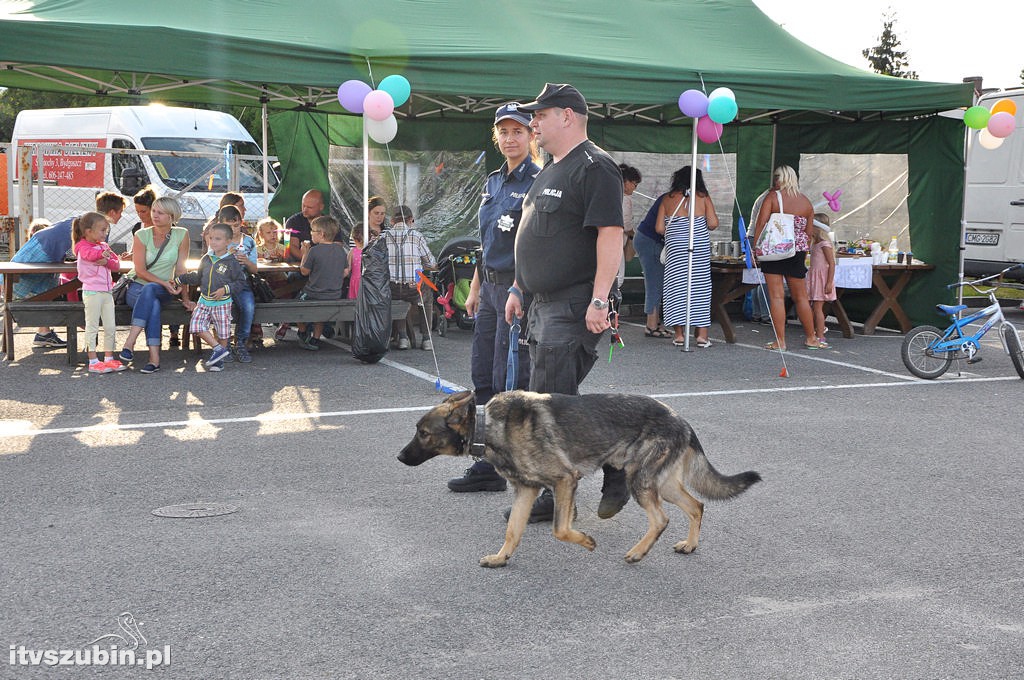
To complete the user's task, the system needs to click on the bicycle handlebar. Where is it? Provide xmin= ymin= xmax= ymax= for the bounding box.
xmin=947 ymin=263 xmax=1024 ymax=290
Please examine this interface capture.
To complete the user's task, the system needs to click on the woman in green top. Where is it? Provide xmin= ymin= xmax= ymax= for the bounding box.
xmin=118 ymin=196 xmax=190 ymax=374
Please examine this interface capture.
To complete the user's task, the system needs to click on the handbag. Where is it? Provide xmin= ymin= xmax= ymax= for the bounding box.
xmin=111 ymin=233 xmax=172 ymax=304
xmin=247 ymin=271 xmax=276 ymax=303
xmin=754 ymin=191 xmax=796 ymax=262
xmin=657 ymin=193 xmax=689 ymax=266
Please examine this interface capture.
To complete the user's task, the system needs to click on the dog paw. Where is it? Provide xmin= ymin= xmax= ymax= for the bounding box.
xmin=673 ymin=540 xmax=697 ymax=554
xmin=580 ymin=533 xmax=596 ymax=552
xmin=479 ymin=554 xmax=509 ymax=568
xmin=623 ymin=549 xmax=646 ymax=563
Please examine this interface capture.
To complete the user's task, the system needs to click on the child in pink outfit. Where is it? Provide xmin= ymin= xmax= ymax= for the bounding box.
xmin=347 ymin=226 xmax=364 ymax=299
xmin=73 ymin=212 xmax=126 ymax=373
xmin=805 ymin=213 xmax=836 ymax=348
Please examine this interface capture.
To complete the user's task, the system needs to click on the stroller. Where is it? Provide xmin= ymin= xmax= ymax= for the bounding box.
xmin=431 ymin=235 xmax=480 ymax=336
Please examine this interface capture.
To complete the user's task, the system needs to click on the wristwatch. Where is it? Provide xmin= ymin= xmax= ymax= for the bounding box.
xmin=591 ymin=297 xmax=609 ymax=310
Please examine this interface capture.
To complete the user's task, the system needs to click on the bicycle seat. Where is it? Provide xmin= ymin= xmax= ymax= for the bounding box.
xmin=937 ymin=304 xmax=966 ymax=315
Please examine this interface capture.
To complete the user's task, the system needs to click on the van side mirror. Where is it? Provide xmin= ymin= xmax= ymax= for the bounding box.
xmin=119 ymin=167 xmax=147 ymax=195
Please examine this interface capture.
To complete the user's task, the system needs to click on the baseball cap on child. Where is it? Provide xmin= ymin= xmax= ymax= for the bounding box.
xmin=494 ymin=102 xmax=531 ymax=127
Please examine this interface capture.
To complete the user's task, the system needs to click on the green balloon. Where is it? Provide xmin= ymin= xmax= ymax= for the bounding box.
xmin=964 ymin=106 xmax=990 ymax=130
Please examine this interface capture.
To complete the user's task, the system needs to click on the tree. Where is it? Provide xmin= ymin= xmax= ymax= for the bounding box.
xmin=862 ymin=14 xmax=918 ymax=80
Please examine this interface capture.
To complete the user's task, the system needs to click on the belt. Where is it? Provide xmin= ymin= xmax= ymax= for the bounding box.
xmin=482 ymin=268 xmax=515 ymax=286
xmin=532 ymin=281 xmax=592 ymax=304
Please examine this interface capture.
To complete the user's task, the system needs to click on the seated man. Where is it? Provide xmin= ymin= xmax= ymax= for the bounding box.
xmin=4 ymin=191 xmax=125 ymax=348
xmin=383 ymin=205 xmax=436 ymax=350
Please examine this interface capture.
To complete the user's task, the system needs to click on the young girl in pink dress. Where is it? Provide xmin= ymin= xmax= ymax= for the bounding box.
xmin=805 ymin=213 xmax=836 ymax=348
xmin=73 ymin=212 xmax=127 ymax=373
xmin=346 ymin=225 xmax=364 ymax=300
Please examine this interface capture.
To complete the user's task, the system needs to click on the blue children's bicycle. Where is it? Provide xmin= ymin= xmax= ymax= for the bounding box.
xmin=901 ymin=264 xmax=1024 ymax=379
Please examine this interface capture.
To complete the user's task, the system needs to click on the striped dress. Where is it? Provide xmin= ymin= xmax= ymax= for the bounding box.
xmin=663 ymin=214 xmax=712 ymax=328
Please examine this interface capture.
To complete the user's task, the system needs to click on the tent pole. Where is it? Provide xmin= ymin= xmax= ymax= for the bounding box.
xmin=363 ymin=122 xmax=369 ymax=247
xmin=683 ymin=121 xmax=698 ymax=352
xmin=261 ymin=100 xmax=269 ymax=216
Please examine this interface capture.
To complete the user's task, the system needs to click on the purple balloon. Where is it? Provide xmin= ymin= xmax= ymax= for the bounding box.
xmin=696 ymin=116 xmax=723 ymax=144
xmin=337 ymin=79 xmax=372 ymax=114
xmin=678 ymin=89 xmax=709 ymax=118
xmin=987 ymin=111 xmax=1016 ymax=139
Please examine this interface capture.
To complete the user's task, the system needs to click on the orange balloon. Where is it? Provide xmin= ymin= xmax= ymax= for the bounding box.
xmin=990 ymin=99 xmax=1017 ymax=117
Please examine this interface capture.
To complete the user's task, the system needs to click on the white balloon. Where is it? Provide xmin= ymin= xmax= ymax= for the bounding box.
xmin=365 ymin=114 xmax=398 ymax=144
xmin=978 ymin=128 xmax=1004 ymax=150
xmin=708 ymin=87 xmax=735 ymax=102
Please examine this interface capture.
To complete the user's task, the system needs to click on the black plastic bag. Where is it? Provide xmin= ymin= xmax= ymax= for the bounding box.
xmin=352 ymin=236 xmax=392 ymax=363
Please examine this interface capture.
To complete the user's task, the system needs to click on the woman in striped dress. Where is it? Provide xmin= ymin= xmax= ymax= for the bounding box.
xmin=657 ymin=167 xmax=719 ymax=347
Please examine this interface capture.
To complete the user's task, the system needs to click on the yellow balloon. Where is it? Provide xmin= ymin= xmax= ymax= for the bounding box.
xmin=990 ymin=99 xmax=1017 ymax=117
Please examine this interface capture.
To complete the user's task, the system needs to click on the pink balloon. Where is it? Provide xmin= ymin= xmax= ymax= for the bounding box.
xmin=696 ymin=115 xmax=723 ymax=144
xmin=337 ymin=80 xmax=371 ymax=113
xmin=987 ymin=111 xmax=1016 ymax=139
xmin=362 ymin=90 xmax=395 ymax=122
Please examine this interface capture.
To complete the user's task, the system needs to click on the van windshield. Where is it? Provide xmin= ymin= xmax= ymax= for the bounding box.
xmin=141 ymin=137 xmax=279 ymax=192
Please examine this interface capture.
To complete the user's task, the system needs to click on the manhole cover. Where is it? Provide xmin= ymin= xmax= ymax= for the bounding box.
xmin=152 ymin=502 xmax=240 ymax=518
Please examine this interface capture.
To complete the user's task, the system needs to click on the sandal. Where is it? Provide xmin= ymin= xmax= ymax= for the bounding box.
xmin=803 ymin=341 xmax=824 ymax=350
xmin=644 ymin=326 xmax=671 ymax=338
xmin=672 ymin=339 xmax=686 ymax=347
xmin=764 ymin=341 xmax=786 ymax=351
xmin=695 ymin=339 xmax=712 ymax=348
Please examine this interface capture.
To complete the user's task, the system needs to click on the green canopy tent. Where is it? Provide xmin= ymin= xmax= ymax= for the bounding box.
xmin=0 ymin=0 xmax=973 ymax=324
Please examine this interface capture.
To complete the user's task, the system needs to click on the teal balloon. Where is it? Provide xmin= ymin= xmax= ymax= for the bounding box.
xmin=963 ymin=105 xmax=990 ymax=130
xmin=707 ymin=96 xmax=738 ymax=124
xmin=379 ymin=74 xmax=411 ymax=107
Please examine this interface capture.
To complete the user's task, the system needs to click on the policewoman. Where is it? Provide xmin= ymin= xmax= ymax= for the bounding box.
xmin=446 ymin=103 xmax=542 ymax=493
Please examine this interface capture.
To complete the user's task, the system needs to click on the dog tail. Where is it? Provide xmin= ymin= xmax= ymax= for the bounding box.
xmin=685 ymin=438 xmax=761 ymax=501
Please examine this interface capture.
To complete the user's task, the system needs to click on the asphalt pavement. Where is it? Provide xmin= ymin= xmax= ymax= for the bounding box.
xmin=1 ymin=313 xmax=1022 ymax=679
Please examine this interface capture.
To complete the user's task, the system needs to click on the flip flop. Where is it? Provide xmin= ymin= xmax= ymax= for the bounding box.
xmin=672 ymin=339 xmax=686 ymax=347
xmin=803 ymin=342 xmax=824 ymax=350
xmin=764 ymin=341 xmax=786 ymax=351
xmin=695 ymin=339 xmax=712 ymax=348
xmin=644 ymin=326 xmax=671 ymax=338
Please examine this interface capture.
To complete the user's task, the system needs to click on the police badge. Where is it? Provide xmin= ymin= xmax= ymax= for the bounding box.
xmin=496 ymin=214 xmax=515 ymax=232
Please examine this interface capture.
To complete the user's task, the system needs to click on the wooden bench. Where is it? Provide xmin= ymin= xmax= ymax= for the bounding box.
xmin=6 ymin=299 xmax=410 ymax=364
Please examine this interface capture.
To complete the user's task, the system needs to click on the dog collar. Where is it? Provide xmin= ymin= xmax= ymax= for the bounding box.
xmin=471 ymin=404 xmax=486 ymax=456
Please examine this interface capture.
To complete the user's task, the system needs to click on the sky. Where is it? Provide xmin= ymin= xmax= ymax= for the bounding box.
xmin=752 ymin=0 xmax=1022 ymax=91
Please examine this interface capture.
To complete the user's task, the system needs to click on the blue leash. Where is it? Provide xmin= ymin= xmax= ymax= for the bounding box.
xmin=505 ymin=318 xmax=521 ymax=392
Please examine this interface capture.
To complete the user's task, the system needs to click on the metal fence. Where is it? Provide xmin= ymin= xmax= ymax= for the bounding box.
xmin=3 ymin=143 xmax=277 ymax=254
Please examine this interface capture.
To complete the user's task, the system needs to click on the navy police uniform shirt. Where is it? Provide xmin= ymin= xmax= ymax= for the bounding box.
xmin=479 ymin=158 xmax=542 ymax=274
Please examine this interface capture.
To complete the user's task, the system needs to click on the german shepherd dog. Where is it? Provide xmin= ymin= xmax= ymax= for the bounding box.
xmin=398 ymin=390 xmax=760 ymax=568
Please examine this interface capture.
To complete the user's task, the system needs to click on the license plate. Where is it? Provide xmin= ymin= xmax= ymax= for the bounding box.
xmin=965 ymin=232 xmax=1000 ymax=246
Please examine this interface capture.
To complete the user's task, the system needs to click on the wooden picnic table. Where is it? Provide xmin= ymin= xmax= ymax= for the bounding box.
xmin=708 ymin=258 xmax=934 ymax=343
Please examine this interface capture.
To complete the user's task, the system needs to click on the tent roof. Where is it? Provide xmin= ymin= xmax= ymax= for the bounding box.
xmin=0 ymin=0 xmax=972 ymax=120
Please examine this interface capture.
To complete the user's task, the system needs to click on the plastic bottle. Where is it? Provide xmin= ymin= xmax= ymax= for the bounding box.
xmin=887 ymin=236 xmax=899 ymax=264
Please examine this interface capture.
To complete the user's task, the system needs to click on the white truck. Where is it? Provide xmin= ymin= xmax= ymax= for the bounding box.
xmin=11 ymin=104 xmax=277 ymax=251
xmin=963 ymin=88 xmax=1024 ymax=278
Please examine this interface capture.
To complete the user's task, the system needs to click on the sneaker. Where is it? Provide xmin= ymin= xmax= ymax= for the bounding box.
xmin=88 ymin=361 xmax=113 ymax=374
xmin=397 ymin=336 xmax=411 ymax=350
xmin=298 ymin=335 xmax=320 ymax=351
xmin=597 ymin=466 xmax=630 ymax=519
xmin=206 ymin=345 xmax=229 ymax=367
xmin=448 ymin=461 xmax=507 ymax=492
xmin=118 ymin=347 xmax=134 ymax=362
xmin=222 ymin=344 xmax=235 ymax=363
xmin=207 ymin=363 xmax=223 ymax=372
xmin=502 ymin=489 xmax=576 ymax=524
xmin=33 ymin=331 xmax=67 ymax=348
xmin=321 ymin=323 xmax=336 ymax=339
xmin=421 ymin=339 xmax=433 ymax=351
xmin=140 ymin=363 xmax=160 ymax=374
xmin=102 ymin=359 xmax=128 ymax=372
xmin=235 ymin=345 xmax=252 ymax=363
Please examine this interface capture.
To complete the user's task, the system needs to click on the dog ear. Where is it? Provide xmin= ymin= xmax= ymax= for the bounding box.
xmin=443 ymin=390 xmax=475 ymax=411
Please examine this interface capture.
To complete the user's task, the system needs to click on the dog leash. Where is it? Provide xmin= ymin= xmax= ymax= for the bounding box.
xmin=608 ymin=297 xmax=624 ymax=362
xmin=505 ymin=318 xmax=521 ymax=391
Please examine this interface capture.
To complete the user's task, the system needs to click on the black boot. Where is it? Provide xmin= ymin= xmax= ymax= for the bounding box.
xmin=447 ymin=460 xmax=507 ymax=492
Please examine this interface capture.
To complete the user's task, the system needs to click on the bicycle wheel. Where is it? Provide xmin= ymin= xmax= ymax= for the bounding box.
xmin=1000 ymin=323 xmax=1024 ymax=379
xmin=901 ymin=325 xmax=953 ymax=379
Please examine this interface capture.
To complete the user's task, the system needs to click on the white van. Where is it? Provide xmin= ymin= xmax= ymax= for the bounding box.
xmin=11 ymin=104 xmax=277 ymax=251
xmin=963 ymin=88 xmax=1024 ymax=278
